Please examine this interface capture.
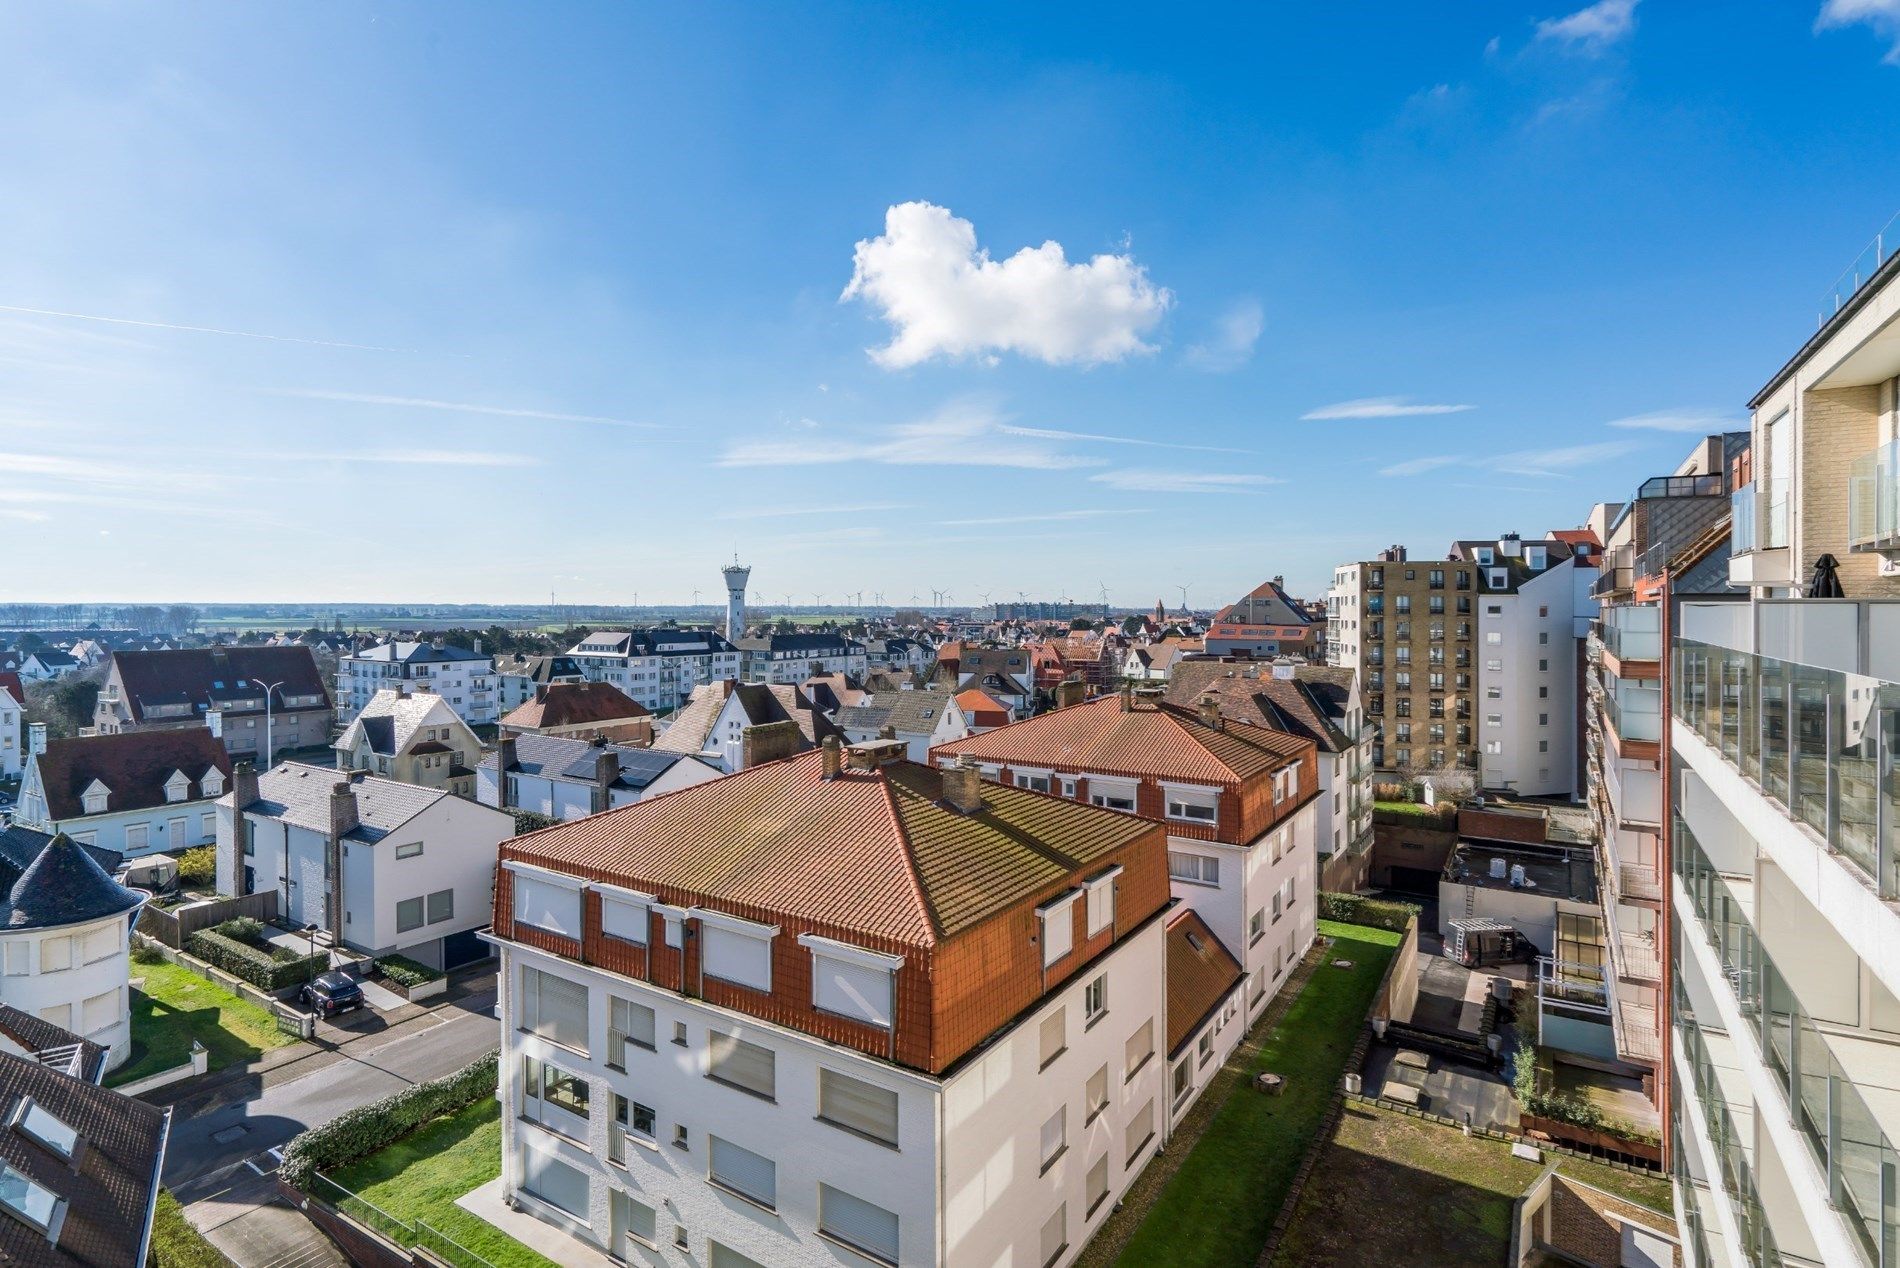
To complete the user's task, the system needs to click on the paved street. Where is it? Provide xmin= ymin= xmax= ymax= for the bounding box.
xmin=167 ymin=974 xmax=500 ymax=1266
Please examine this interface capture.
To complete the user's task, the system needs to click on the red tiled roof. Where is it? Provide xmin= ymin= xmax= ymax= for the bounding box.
xmin=0 ymin=673 xmax=22 ymax=706
xmin=1165 ymin=907 xmax=1243 ymax=1055
xmin=32 ymin=728 xmax=232 ymax=821
xmin=934 ymin=694 xmax=1306 ymax=784
xmin=502 ymin=681 xmax=650 ymax=730
xmin=953 ymin=688 xmax=1011 ymax=725
xmin=502 ymin=750 xmax=1155 ymax=945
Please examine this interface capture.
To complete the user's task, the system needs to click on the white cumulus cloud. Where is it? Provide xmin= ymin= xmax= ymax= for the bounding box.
xmin=1819 ymin=0 xmax=1900 ymax=61
xmin=1536 ymin=0 xmax=1639 ymax=51
xmin=1303 ymin=397 xmax=1475 ymax=420
xmin=841 ymin=201 xmax=1172 ymax=368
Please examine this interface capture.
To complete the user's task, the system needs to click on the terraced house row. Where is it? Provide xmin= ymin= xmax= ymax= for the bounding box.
xmin=486 ymin=682 xmax=1320 ymax=1268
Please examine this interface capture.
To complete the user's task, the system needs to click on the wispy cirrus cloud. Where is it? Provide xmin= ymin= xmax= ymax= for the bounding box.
xmin=1378 ymin=454 xmax=1466 ymax=477
xmin=1606 ymin=407 xmax=1746 ymax=433
xmin=1819 ymin=0 xmax=1900 ymax=61
xmin=1535 ymin=0 xmax=1639 ymax=53
xmin=285 ymin=389 xmax=660 ymax=429
xmin=714 ymin=503 xmax=913 ymax=521
xmin=1378 ymin=439 xmax=1646 ymax=479
xmin=1183 ymin=298 xmax=1265 ymax=372
xmin=999 ymin=424 xmax=1249 ymax=455
xmin=939 ymin=509 xmax=1150 ymax=526
xmin=1302 ymin=396 xmax=1475 ymax=420
xmin=841 ymin=201 xmax=1171 ymax=368
xmin=1089 ymin=469 xmax=1282 ymax=494
xmin=720 ymin=402 xmax=1100 ymax=471
xmin=0 ymin=303 xmax=413 ymax=353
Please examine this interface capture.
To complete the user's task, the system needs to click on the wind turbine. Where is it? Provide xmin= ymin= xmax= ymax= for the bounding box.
xmin=1177 ymin=583 xmax=1191 ymax=613
xmin=942 ymin=590 xmax=953 ymax=605
xmin=1098 ymin=580 xmax=1111 ymax=607
xmin=782 ymin=592 xmax=794 ymax=609
xmin=692 ymin=588 xmax=702 ymax=607
xmin=813 ymin=592 xmax=825 ymax=606
xmin=978 ymin=589 xmax=993 ymax=605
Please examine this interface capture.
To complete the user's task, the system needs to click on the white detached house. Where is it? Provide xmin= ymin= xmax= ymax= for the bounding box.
xmin=16 ymin=729 xmax=232 ymax=860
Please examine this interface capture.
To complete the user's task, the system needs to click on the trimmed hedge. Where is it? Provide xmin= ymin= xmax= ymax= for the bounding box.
xmin=507 ymin=807 xmax=560 ymax=835
xmin=149 ymin=1188 xmax=227 ymax=1268
xmin=185 ymin=928 xmax=327 ymax=992
xmin=1318 ymin=891 xmax=1419 ymax=933
xmin=1373 ymin=799 xmax=1458 ymax=827
xmin=281 ymin=1049 xmax=498 ymax=1189
xmin=377 ymin=954 xmax=444 ymax=988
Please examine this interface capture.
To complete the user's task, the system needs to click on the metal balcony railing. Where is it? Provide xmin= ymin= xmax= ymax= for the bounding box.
xmin=1820 ymin=208 xmax=1900 ymax=329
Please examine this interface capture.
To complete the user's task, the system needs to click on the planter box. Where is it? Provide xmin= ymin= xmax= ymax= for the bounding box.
xmin=1520 ymin=1113 xmax=1663 ymax=1165
xmin=396 ymin=976 xmax=447 ymax=1002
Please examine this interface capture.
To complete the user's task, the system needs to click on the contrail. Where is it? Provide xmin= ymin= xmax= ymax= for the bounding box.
xmin=0 ymin=303 xmax=413 ymax=353
xmin=286 ymin=390 xmax=659 ymax=429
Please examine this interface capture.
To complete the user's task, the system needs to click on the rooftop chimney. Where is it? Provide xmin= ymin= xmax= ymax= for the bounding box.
xmin=740 ymin=719 xmax=803 ymax=770
xmin=821 ymin=735 xmax=844 ymax=780
xmin=232 ymin=759 xmax=259 ymax=808
xmin=1119 ymin=683 xmax=1134 ymax=713
xmin=943 ymin=753 xmax=983 ymax=814
xmin=330 ymin=781 xmax=359 ymax=839
xmin=431 ymin=636 xmax=446 ymax=650
xmin=1196 ymin=693 xmax=1222 ymax=729
xmin=1056 ymin=675 xmax=1087 ymax=710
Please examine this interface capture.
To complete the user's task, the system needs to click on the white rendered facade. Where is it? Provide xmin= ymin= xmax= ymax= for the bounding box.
xmin=474 ymin=755 xmax=720 ymax=821
xmin=0 ymin=688 xmax=19 ymax=779
xmin=1473 ymin=560 xmax=1595 ymax=798
xmin=15 ymin=766 xmax=222 ymax=860
xmin=493 ymin=918 xmax=1169 ymax=1268
xmin=336 ymin=642 xmax=501 ymax=726
xmin=568 ymin=632 xmax=742 ymax=715
xmin=0 ymin=912 xmax=133 ymax=1071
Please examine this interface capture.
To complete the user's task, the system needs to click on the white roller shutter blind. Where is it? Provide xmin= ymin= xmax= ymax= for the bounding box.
xmin=600 ymin=895 xmax=648 ymax=944
xmin=708 ymin=1136 xmax=776 ymax=1207
xmin=522 ymin=966 xmax=589 ymax=1052
xmin=701 ymin=925 xmax=772 ymax=991
xmin=707 ymin=1031 xmax=775 ymax=1099
xmin=513 ymin=873 xmax=581 ymax=938
xmin=813 ymin=952 xmax=893 ymax=1028
xmin=1040 ymin=893 xmax=1077 ymax=967
xmin=521 ymin=1146 xmax=589 ymax=1218
xmin=819 ymin=1068 xmax=899 ymax=1145
xmin=819 ymin=1184 xmax=900 ymax=1264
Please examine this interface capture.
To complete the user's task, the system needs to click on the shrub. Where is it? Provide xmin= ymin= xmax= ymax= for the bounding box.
xmin=132 ymin=942 xmax=166 ymax=966
xmin=1373 ymin=800 xmax=1458 ymax=827
xmin=148 ymin=1188 xmax=226 ymax=1268
xmin=176 ymin=845 xmax=217 ymax=888
xmin=1318 ymin=892 xmax=1419 ymax=933
xmin=281 ymin=1049 xmax=498 ymax=1189
xmin=377 ymin=954 xmax=444 ymax=989
xmin=507 ymin=807 xmax=560 ymax=835
xmin=215 ymin=916 xmax=265 ymax=944
xmin=186 ymin=928 xmax=326 ymax=991
xmin=1372 ymin=781 xmax=1411 ymax=803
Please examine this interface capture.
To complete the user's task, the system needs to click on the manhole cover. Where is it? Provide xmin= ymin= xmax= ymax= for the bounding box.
xmin=211 ymin=1124 xmax=250 ymax=1145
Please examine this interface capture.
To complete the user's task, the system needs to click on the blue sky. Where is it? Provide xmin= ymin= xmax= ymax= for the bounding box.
xmin=6 ymin=1 xmax=1900 ymax=607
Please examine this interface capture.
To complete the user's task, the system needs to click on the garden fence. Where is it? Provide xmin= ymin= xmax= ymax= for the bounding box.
xmin=308 ymin=1173 xmax=507 ymax=1268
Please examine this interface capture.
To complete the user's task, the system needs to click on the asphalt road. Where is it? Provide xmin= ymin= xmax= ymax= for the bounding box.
xmin=167 ymin=977 xmax=501 ymax=1197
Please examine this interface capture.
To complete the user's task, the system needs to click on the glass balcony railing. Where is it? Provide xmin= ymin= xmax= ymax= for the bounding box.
xmin=1675 ymin=820 xmax=1899 ymax=1265
xmin=1821 ymin=208 xmax=1900 ymax=329
xmin=1675 ymin=636 xmax=1900 ymax=899
xmin=1603 ymin=682 xmax=1662 ymax=744
xmin=1849 ymin=441 xmax=1900 ymax=552
xmin=1730 ymin=478 xmax=1790 ymax=553
xmin=1600 ymin=607 xmax=1662 ymax=663
xmin=1673 ymin=975 xmax=1782 ymax=1268
xmin=1731 ymin=482 xmax=1758 ymax=554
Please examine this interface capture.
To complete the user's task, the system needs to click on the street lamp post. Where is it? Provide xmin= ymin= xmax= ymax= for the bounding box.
xmin=250 ymin=678 xmax=286 ymax=771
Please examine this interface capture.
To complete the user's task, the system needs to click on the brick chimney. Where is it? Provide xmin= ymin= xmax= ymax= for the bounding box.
xmin=330 ymin=781 xmax=358 ymax=838
xmin=820 ymin=735 xmax=844 ymax=780
xmin=494 ymin=734 xmax=518 ymax=806
xmin=943 ymin=754 xmax=984 ymax=814
xmin=232 ymin=760 xmax=260 ymax=809
xmin=1119 ymin=683 xmax=1134 ymax=713
xmin=740 ymin=719 xmax=803 ymax=770
xmin=1197 ymin=693 xmax=1223 ymax=729
xmin=594 ymin=743 xmax=619 ymax=812
xmin=1057 ymin=676 xmax=1087 ymax=710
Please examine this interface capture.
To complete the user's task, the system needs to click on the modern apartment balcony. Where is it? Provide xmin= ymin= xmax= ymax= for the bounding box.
xmin=1616 ymin=927 xmax=1662 ymax=984
xmin=1614 ymin=991 xmax=1662 ymax=1065
xmin=1600 ymin=605 xmax=1662 ymax=675
xmin=1849 ymin=440 xmax=1900 ymax=558
xmin=1593 ymin=543 xmax=1634 ymax=598
xmin=1674 ymin=820 xmax=1898 ymax=1266
xmin=1727 ymin=479 xmax=1793 ymax=588
xmin=1618 ymin=861 xmax=1663 ymax=904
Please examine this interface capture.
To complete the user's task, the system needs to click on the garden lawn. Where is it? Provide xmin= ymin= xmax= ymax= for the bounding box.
xmin=1113 ymin=920 xmax=1401 ymax=1268
xmin=1270 ymin=1101 xmax=1673 ymax=1267
xmin=328 ymin=1099 xmax=561 ymax=1268
xmin=110 ymin=958 xmax=293 ymax=1087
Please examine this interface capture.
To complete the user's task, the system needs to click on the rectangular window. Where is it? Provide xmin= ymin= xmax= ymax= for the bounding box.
xmin=426 ymin=888 xmax=454 ymax=924
xmin=708 ymin=1135 xmax=776 ymax=1209
xmin=38 ymin=937 xmax=70 ymax=973
xmin=1249 ymin=909 xmax=1265 ymax=944
xmin=1172 ymin=1056 xmax=1192 ymax=1103
xmin=600 ymin=892 xmax=649 ymax=944
xmin=807 ymin=941 xmax=898 ymax=1029
xmin=521 ymin=1056 xmax=591 ymax=1132
xmin=125 ymin=823 xmax=148 ymax=852
xmin=1039 ymin=893 xmax=1077 ymax=967
xmin=701 ymin=918 xmax=775 ymax=992
xmin=707 ymin=1031 xmax=776 ymax=1100
xmin=81 ymin=989 xmax=116 ymax=1035
xmin=609 ymin=996 xmax=656 ymax=1064
xmin=1167 ymin=852 xmax=1220 ymax=886
xmin=1125 ymin=1098 xmax=1155 ymax=1165
xmin=519 ymin=966 xmax=589 ymax=1052
xmin=1198 ymin=1030 xmax=1215 ymax=1066
xmin=81 ymin=926 xmax=115 ymax=965
xmin=396 ymin=898 xmax=425 ymax=933
xmin=1165 ymin=793 xmax=1217 ymax=823
xmin=1125 ymin=1019 xmax=1153 ymax=1080
xmin=818 ymin=1068 xmax=899 ymax=1146
xmin=1015 ymin=773 xmax=1052 ymax=793
xmin=614 ymin=1092 xmax=656 ymax=1141
xmin=511 ymin=869 xmax=582 ymax=939
xmin=1040 ymin=1106 xmax=1067 ymax=1171
xmin=394 ymin=841 xmax=423 ymax=859
xmin=1086 ymin=1065 xmax=1109 ymax=1123
xmin=1084 ymin=974 xmax=1107 ymax=1024
xmin=1085 ymin=871 xmax=1117 ymax=936
xmin=1041 ymin=1204 xmax=1068 ymax=1268
xmin=613 ymin=1189 xmax=658 ymax=1249
xmin=1086 ymin=1153 xmax=1110 ymax=1216
xmin=1040 ymin=1007 xmax=1067 ymax=1068
xmin=521 ymin=1147 xmax=590 ymax=1219
xmin=819 ymin=1184 xmax=900 ymax=1265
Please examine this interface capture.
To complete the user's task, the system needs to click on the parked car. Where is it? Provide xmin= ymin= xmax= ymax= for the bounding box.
xmin=300 ymin=971 xmax=365 ymax=1016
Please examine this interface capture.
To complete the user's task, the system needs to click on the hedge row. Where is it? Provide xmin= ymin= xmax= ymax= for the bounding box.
xmin=1318 ymin=891 xmax=1419 ymax=933
xmin=184 ymin=928 xmax=328 ymax=992
xmin=507 ymin=807 xmax=561 ymax=835
xmin=281 ymin=1049 xmax=498 ymax=1189
xmin=377 ymin=954 xmax=444 ymax=988
xmin=148 ymin=1188 xmax=227 ymax=1268
xmin=1372 ymin=800 xmax=1459 ymax=827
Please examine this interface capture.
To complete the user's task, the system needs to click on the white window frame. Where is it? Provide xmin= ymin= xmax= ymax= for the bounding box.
xmin=506 ymin=862 xmax=586 ymax=940
xmin=1084 ymin=866 xmax=1121 ymax=937
xmin=1160 ymin=780 xmax=1219 ymax=825
xmin=596 ymin=883 xmax=654 ymax=946
xmin=798 ymin=933 xmax=903 ymax=1029
xmin=697 ymin=909 xmax=779 ymax=993
xmin=1039 ymin=890 xmax=1079 ymax=968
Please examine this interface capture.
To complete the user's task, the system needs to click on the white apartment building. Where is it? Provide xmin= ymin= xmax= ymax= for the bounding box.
xmin=566 ymin=630 xmax=742 ymax=715
xmin=1662 ymin=218 xmax=1900 ymax=1268
xmin=733 ymin=632 xmax=869 ymax=687
xmin=217 ymin=761 xmax=515 ymax=970
xmin=15 ymin=729 xmax=231 ymax=859
xmin=336 ymin=639 xmax=500 ymax=726
xmin=0 ymin=827 xmax=143 ymax=1071
xmin=489 ymin=742 xmax=1178 ymax=1268
xmin=0 ymin=675 xmax=21 ymax=780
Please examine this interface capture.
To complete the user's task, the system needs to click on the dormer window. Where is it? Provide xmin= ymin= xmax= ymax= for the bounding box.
xmin=164 ymin=771 xmax=191 ymax=804
xmin=201 ymin=769 xmax=225 ymax=797
xmin=79 ymin=781 xmax=109 ymax=816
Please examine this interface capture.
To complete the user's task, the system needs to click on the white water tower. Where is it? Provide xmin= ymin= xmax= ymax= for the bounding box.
xmin=722 ymin=559 xmax=752 ymax=642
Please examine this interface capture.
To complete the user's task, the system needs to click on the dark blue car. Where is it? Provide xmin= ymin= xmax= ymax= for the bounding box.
xmin=301 ymin=971 xmax=365 ymax=1016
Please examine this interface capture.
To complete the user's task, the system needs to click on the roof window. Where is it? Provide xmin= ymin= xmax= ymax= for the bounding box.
xmin=11 ymin=1098 xmax=77 ymax=1160
xmin=0 ymin=1160 xmax=62 ymax=1239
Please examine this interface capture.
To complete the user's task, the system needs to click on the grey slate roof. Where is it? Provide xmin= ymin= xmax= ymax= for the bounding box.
xmin=484 ymin=734 xmax=713 ymax=791
xmin=569 ymin=630 xmax=736 ymax=658
xmin=229 ymin=762 xmax=446 ymax=844
xmin=349 ymin=640 xmax=491 ymax=665
xmin=835 ymin=687 xmax=954 ymax=736
xmin=1 ymin=834 xmax=142 ymax=932
xmin=0 ymin=827 xmax=120 ymax=889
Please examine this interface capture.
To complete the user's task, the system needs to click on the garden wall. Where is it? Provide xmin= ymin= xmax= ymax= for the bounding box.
xmin=138 ymin=891 xmax=280 ymax=950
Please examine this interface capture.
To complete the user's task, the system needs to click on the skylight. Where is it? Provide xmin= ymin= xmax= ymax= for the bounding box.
xmin=13 ymin=1099 xmax=78 ymax=1159
xmin=0 ymin=1160 xmax=62 ymax=1236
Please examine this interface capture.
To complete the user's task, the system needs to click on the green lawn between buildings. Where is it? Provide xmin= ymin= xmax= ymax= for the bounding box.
xmin=328 ymin=1099 xmax=561 ymax=1268
xmin=110 ymin=957 xmax=294 ymax=1087
xmin=1111 ymin=920 xmax=1401 ymax=1268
